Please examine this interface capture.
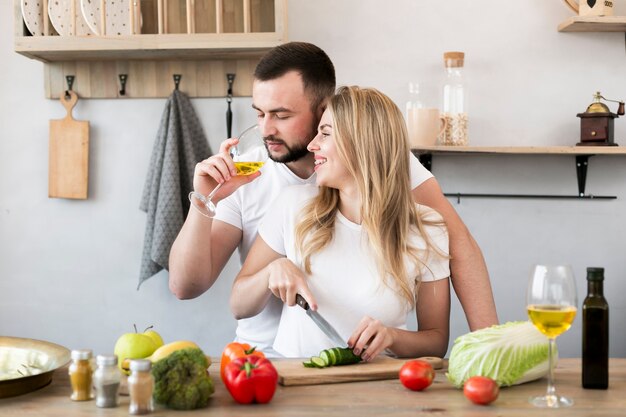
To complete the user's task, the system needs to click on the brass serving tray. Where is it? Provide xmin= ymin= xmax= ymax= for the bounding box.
xmin=0 ymin=336 xmax=71 ymax=398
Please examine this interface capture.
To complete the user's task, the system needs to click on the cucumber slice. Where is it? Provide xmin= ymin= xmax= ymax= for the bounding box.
xmin=310 ymin=356 xmax=327 ymax=368
xmin=319 ymin=350 xmax=332 ymax=367
xmin=327 ymin=348 xmax=338 ymax=365
xmin=302 ymin=361 xmax=316 ymax=368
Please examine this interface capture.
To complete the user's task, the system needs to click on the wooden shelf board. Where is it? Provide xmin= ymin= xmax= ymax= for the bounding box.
xmin=14 ymin=33 xmax=284 ymax=63
xmin=558 ymin=15 xmax=626 ymax=32
xmin=412 ymin=146 xmax=626 ymax=155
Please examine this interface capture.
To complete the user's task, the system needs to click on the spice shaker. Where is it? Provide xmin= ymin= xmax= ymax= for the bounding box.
xmin=128 ymin=359 xmax=154 ymax=415
xmin=94 ymin=354 xmax=121 ymax=407
xmin=68 ymin=349 xmax=94 ymax=401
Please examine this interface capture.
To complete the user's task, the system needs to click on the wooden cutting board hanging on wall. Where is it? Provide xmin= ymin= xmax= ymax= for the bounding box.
xmin=48 ymin=91 xmax=89 ymax=199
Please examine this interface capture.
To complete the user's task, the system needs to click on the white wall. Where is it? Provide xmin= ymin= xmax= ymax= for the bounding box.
xmin=1 ymin=0 xmax=625 ymax=357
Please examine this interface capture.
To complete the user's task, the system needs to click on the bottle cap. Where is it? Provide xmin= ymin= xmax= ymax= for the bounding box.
xmin=444 ymin=51 xmax=465 ymax=68
xmin=96 ymin=354 xmax=118 ymax=366
xmin=129 ymin=359 xmax=152 ymax=372
xmin=586 ymin=267 xmax=604 ymax=281
xmin=71 ymin=349 xmax=93 ymax=361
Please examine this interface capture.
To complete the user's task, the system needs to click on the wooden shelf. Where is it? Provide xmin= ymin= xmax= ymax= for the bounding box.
xmin=13 ymin=0 xmax=287 ymax=98
xmin=412 ymin=146 xmax=626 ymax=199
xmin=412 ymin=146 xmax=626 ymax=155
xmin=558 ymin=15 xmax=626 ymax=32
xmin=14 ymin=33 xmax=284 ymax=63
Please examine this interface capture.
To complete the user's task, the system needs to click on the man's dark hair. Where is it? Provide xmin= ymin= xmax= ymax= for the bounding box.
xmin=254 ymin=42 xmax=336 ymax=111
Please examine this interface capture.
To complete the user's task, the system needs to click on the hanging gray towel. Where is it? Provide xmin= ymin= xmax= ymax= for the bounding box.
xmin=138 ymin=89 xmax=212 ymax=289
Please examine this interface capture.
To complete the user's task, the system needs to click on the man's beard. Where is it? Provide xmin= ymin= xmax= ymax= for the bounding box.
xmin=263 ymin=126 xmax=317 ymax=164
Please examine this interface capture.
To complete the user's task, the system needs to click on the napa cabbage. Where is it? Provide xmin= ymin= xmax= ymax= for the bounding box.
xmin=446 ymin=321 xmax=553 ymax=387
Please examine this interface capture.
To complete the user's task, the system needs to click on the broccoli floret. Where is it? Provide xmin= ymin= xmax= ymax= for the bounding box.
xmin=151 ymin=347 xmax=214 ymax=410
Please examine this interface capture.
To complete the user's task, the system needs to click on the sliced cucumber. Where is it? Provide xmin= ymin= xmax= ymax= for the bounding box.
xmin=334 ymin=348 xmax=362 ymax=366
xmin=319 ymin=350 xmax=332 ymax=367
xmin=301 ymin=347 xmax=363 ymax=369
xmin=310 ymin=356 xmax=327 ymax=368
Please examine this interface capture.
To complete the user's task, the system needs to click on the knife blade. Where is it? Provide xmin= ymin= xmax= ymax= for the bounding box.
xmin=295 ymin=294 xmax=348 ymax=349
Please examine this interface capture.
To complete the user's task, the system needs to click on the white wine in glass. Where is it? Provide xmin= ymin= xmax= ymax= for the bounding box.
xmin=189 ymin=125 xmax=266 ymax=217
xmin=526 ymin=264 xmax=578 ymax=408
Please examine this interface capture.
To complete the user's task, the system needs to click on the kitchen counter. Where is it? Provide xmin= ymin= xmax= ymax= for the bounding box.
xmin=1 ymin=358 xmax=625 ymax=416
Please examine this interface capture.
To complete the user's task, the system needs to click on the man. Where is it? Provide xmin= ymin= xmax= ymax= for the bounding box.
xmin=169 ymin=42 xmax=497 ymax=355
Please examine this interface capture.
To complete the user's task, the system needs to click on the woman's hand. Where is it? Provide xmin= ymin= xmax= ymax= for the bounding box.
xmin=267 ymin=258 xmax=317 ymax=310
xmin=193 ymin=138 xmax=260 ymax=201
xmin=348 ymin=316 xmax=395 ymax=362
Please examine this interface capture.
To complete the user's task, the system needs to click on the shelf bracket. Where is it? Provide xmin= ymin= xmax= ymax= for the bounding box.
xmin=576 ymin=155 xmax=590 ymax=197
xmin=418 ymin=153 xmax=432 ymax=172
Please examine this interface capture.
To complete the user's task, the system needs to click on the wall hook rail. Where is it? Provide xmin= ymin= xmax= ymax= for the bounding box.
xmin=118 ymin=74 xmax=128 ymax=96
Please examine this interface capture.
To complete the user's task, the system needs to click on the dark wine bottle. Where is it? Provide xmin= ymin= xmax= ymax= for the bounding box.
xmin=582 ymin=267 xmax=609 ymax=389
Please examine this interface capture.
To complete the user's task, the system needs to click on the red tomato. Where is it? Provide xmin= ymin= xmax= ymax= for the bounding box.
xmin=399 ymin=360 xmax=435 ymax=391
xmin=463 ymin=376 xmax=499 ymax=405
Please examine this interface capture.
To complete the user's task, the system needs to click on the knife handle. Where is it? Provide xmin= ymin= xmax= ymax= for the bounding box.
xmin=295 ymin=294 xmax=309 ymax=310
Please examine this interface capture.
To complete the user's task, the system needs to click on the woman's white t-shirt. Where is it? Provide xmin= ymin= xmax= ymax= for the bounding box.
xmin=258 ymin=185 xmax=449 ymax=358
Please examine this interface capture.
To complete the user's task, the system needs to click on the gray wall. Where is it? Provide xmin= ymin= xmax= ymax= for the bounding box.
xmin=1 ymin=0 xmax=625 ymax=357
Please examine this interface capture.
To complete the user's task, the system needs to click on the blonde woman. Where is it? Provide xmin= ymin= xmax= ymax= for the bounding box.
xmin=231 ymin=86 xmax=450 ymax=360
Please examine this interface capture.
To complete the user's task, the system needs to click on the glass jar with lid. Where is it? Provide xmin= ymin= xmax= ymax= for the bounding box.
xmin=68 ymin=349 xmax=93 ymax=401
xmin=93 ymin=354 xmax=121 ymax=407
xmin=441 ymin=51 xmax=468 ymax=145
xmin=128 ymin=359 xmax=154 ymax=415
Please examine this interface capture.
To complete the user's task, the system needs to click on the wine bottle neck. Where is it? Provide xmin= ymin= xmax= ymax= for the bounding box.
xmin=587 ymin=280 xmax=604 ymax=296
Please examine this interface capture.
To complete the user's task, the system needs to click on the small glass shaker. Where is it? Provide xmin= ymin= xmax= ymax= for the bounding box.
xmin=68 ymin=349 xmax=93 ymax=401
xmin=93 ymin=354 xmax=121 ymax=408
xmin=128 ymin=359 xmax=154 ymax=415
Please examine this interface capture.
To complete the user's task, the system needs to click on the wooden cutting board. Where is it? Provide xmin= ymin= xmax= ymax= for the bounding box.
xmin=49 ymin=91 xmax=89 ymax=199
xmin=273 ymin=356 xmax=443 ymax=386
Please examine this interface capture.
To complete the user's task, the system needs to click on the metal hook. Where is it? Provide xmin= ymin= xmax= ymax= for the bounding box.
xmin=118 ymin=74 xmax=128 ymax=96
xmin=65 ymin=75 xmax=75 ymax=100
xmin=226 ymin=73 xmax=236 ymax=103
xmin=173 ymin=74 xmax=182 ymax=91
xmin=226 ymin=73 xmax=236 ymax=138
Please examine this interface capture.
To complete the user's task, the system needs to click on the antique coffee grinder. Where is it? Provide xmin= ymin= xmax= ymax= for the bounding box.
xmin=576 ymin=91 xmax=624 ymax=146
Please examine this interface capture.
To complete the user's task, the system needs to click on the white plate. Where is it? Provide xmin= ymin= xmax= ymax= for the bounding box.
xmin=81 ymin=0 xmax=137 ymax=36
xmin=48 ymin=0 xmax=93 ymax=36
xmin=20 ymin=0 xmax=58 ymax=36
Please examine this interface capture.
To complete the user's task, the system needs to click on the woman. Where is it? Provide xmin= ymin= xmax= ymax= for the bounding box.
xmin=230 ymin=86 xmax=450 ymax=360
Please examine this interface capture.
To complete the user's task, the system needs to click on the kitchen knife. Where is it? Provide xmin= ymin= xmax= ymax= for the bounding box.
xmin=295 ymin=294 xmax=348 ymax=349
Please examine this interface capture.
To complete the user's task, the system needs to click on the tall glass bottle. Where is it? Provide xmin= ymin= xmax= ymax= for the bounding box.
xmin=582 ymin=267 xmax=609 ymax=389
xmin=406 ymin=82 xmax=424 ymax=146
xmin=441 ymin=51 xmax=468 ymax=146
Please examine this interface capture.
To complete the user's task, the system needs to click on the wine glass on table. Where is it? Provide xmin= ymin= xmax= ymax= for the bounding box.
xmin=526 ymin=264 xmax=578 ymax=408
xmin=189 ymin=125 xmax=266 ymax=217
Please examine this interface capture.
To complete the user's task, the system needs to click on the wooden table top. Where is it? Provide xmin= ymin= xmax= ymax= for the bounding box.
xmin=1 ymin=358 xmax=625 ymax=416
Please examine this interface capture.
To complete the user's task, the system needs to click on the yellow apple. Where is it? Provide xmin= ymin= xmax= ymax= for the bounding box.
xmin=143 ymin=327 xmax=164 ymax=348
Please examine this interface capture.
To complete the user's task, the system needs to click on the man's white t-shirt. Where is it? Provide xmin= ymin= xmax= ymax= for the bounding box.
xmin=214 ymin=151 xmax=433 ymax=356
xmin=258 ymin=185 xmax=449 ymax=357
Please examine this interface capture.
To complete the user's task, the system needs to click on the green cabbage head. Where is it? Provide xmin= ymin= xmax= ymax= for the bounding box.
xmin=446 ymin=321 xmax=553 ymax=387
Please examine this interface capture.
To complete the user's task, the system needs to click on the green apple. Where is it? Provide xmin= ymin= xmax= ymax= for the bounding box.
xmin=114 ymin=328 xmax=158 ymax=373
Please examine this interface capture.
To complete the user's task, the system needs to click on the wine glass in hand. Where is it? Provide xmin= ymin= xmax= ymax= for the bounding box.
xmin=526 ymin=264 xmax=577 ymax=408
xmin=189 ymin=125 xmax=266 ymax=217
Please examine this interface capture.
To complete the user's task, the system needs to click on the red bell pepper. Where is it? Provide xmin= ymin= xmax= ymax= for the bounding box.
xmin=223 ymin=355 xmax=278 ymax=404
xmin=220 ymin=342 xmax=266 ymax=383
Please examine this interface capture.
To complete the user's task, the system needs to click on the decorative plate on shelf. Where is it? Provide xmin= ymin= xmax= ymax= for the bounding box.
xmin=21 ymin=0 xmax=58 ymax=36
xmin=48 ymin=0 xmax=93 ymax=36
xmin=81 ymin=0 xmax=137 ymax=36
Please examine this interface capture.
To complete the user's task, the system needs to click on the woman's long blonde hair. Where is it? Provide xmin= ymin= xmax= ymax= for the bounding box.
xmin=295 ymin=86 xmax=445 ymax=306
